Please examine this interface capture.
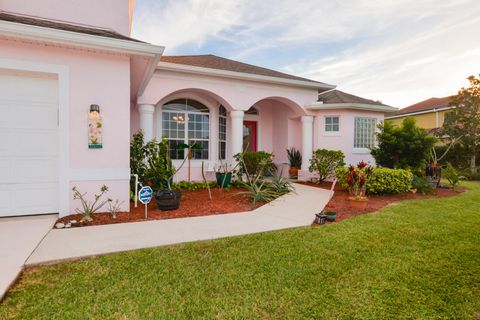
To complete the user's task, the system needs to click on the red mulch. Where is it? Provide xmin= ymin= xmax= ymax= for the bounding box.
xmin=298 ymin=181 xmax=465 ymax=224
xmin=57 ymin=187 xmax=262 ymax=228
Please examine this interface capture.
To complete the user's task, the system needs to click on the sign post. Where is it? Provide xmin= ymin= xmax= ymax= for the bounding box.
xmin=138 ymin=186 xmax=153 ymax=219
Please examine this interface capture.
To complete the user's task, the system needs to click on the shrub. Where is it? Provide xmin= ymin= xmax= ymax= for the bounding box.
xmin=234 ymin=151 xmax=276 ymax=177
xmin=309 ymin=149 xmax=345 ymax=182
xmin=130 ymin=131 xmax=147 ymax=190
xmin=371 ymin=118 xmax=437 ymax=169
xmin=443 ymin=163 xmax=462 ymax=190
xmin=411 ymin=175 xmax=434 ymax=195
xmin=335 ymin=167 xmax=413 ymax=195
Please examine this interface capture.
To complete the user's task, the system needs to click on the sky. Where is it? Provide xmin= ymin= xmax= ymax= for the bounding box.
xmin=132 ymin=0 xmax=480 ymax=108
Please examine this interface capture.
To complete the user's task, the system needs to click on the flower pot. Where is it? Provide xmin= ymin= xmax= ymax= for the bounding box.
xmin=289 ymin=166 xmax=299 ymax=178
xmin=325 ymin=214 xmax=336 ymax=222
xmin=216 ymin=172 xmax=232 ymax=188
xmin=348 ymin=197 xmax=368 ymax=210
xmin=156 ymin=189 xmax=181 ymax=211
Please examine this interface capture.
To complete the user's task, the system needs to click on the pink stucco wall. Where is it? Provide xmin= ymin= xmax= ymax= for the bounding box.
xmin=0 ymin=38 xmax=131 ymax=215
xmin=0 ymin=0 xmax=132 ymax=35
xmin=312 ymin=109 xmax=384 ymax=166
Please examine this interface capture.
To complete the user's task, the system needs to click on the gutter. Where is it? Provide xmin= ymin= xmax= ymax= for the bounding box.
xmin=307 ymin=102 xmax=398 ymax=113
xmin=385 ymin=106 xmax=454 ymax=119
xmin=0 ymin=19 xmax=165 ymax=57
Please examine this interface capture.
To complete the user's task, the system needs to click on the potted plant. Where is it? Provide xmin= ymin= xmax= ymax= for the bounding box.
xmin=214 ymin=161 xmax=237 ymax=188
xmin=324 ymin=210 xmax=337 ymax=222
xmin=286 ymin=147 xmax=302 ymax=178
xmin=147 ymin=138 xmax=183 ymax=211
xmin=346 ymin=161 xmax=372 ymax=210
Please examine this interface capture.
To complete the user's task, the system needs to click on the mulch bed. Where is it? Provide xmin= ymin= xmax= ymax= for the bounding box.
xmin=298 ymin=181 xmax=465 ymax=224
xmin=57 ymin=187 xmax=263 ymax=228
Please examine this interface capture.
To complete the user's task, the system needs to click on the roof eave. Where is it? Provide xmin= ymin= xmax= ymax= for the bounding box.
xmin=156 ymin=61 xmax=336 ymax=90
xmin=385 ymin=106 xmax=455 ymax=119
xmin=307 ymin=102 xmax=398 ymax=113
xmin=0 ymin=19 xmax=165 ymax=56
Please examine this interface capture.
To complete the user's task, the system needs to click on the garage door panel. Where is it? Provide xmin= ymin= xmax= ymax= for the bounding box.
xmin=0 ymin=71 xmax=59 ymax=217
xmin=15 ymin=131 xmax=58 ymax=157
xmin=13 ymin=159 xmax=58 ymax=183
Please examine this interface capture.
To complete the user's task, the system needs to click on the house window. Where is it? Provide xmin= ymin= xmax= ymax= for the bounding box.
xmin=162 ymin=99 xmax=209 ymax=160
xmin=325 ymin=116 xmax=340 ymax=132
xmin=219 ymin=105 xmax=227 ymax=160
xmin=354 ymin=117 xmax=376 ymax=149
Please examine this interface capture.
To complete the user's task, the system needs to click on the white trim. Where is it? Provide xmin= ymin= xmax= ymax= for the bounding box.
xmin=157 ymin=61 xmax=335 ymax=90
xmin=69 ymin=168 xmax=131 ymax=181
xmin=0 ymin=57 xmax=70 ymax=216
xmin=384 ymin=107 xmax=454 ymax=119
xmin=0 ymin=19 xmax=165 ymax=56
xmin=323 ymin=115 xmax=341 ymax=136
xmin=308 ymin=102 xmax=397 ymax=113
xmin=137 ymin=54 xmax=162 ymax=97
xmin=352 ymin=148 xmax=371 ymax=154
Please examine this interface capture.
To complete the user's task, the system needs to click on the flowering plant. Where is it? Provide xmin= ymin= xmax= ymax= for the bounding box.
xmin=346 ymin=161 xmax=372 ymax=199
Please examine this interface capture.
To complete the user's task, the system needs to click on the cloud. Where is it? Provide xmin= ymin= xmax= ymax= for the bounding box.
xmin=132 ymin=0 xmax=480 ymax=107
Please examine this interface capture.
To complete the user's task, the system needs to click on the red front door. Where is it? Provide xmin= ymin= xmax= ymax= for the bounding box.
xmin=243 ymin=121 xmax=257 ymax=152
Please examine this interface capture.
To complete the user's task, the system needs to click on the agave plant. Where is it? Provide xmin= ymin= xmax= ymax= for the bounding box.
xmin=286 ymin=147 xmax=302 ymax=168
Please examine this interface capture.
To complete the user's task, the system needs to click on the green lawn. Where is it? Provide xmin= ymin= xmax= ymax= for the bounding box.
xmin=1 ymin=183 xmax=479 ymax=319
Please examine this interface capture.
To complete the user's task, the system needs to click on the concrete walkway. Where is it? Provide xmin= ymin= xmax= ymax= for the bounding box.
xmin=0 ymin=214 xmax=57 ymax=300
xmin=27 ymin=183 xmax=332 ymax=266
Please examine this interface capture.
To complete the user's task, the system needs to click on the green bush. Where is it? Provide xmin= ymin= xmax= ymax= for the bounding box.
xmin=411 ymin=175 xmax=434 ymax=194
xmin=443 ymin=163 xmax=462 ymax=190
xmin=309 ymin=149 xmax=345 ymax=182
xmin=335 ymin=167 xmax=412 ymax=194
xmin=234 ymin=151 xmax=276 ymax=177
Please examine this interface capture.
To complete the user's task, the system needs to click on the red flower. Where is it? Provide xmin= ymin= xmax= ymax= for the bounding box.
xmin=357 ymin=161 xmax=367 ymax=169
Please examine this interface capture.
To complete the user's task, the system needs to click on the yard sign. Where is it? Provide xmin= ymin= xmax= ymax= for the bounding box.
xmin=138 ymin=186 xmax=153 ymax=219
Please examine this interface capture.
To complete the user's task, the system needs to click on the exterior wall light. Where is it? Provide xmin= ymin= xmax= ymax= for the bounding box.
xmin=88 ymin=104 xmax=103 ymax=149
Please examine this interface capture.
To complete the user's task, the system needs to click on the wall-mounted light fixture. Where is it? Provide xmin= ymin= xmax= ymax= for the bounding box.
xmin=88 ymin=104 xmax=103 ymax=149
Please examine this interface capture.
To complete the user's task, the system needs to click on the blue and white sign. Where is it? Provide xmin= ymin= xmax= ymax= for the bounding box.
xmin=138 ymin=186 xmax=153 ymax=205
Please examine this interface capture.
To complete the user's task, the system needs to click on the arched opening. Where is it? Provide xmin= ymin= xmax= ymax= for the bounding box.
xmin=161 ymin=98 xmax=210 ymax=160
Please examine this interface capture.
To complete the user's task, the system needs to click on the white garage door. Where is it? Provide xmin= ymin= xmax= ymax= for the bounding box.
xmin=0 ymin=70 xmax=59 ymax=217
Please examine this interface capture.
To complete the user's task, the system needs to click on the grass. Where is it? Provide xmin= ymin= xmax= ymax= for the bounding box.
xmin=1 ymin=183 xmax=479 ymax=319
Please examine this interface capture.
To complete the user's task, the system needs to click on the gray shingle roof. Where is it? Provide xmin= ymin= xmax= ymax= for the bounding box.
xmin=161 ymin=54 xmax=332 ymax=86
xmin=0 ymin=11 xmax=143 ymax=43
xmin=318 ymin=89 xmax=387 ymax=106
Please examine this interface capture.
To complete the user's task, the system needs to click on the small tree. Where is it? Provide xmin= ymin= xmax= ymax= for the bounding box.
xmin=371 ymin=118 xmax=437 ymax=169
xmin=309 ymin=149 xmax=345 ymax=182
xmin=443 ymin=163 xmax=462 ymax=190
xmin=441 ymin=74 xmax=480 ymax=175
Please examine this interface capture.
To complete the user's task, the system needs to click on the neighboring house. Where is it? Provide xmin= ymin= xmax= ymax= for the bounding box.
xmin=0 ymin=1 xmax=397 ymax=218
xmin=385 ymin=97 xmax=454 ymax=131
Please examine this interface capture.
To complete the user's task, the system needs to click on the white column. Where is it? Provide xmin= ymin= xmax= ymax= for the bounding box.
xmin=301 ymin=115 xmax=314 ymax=170
xmin=230 ymin=110 xmax=244 ymax=158
xmin=138 ymin=104 xmax=155 ymax=141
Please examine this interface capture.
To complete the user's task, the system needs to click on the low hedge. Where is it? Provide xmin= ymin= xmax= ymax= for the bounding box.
xmin=335 ymin=167 xmax=413 ymax=195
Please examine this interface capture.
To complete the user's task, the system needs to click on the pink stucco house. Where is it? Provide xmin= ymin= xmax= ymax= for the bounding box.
xmin=0 ymin=0 xmax=396 ymax=218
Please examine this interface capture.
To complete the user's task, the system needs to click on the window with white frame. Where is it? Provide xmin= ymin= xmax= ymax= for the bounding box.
xmin=325 ymin=116 xmax=340 ymax=132
xmin=218 ymin=105 xmax=227 ymax=160
xmin=161 ymin=99 xmax=209 ymax=160
xmin=354 ymin=117 xmax=376 ymax=149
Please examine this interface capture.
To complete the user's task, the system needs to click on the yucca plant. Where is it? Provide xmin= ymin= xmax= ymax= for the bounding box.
xmin=286 ymin=147 xmax=302 ymax=168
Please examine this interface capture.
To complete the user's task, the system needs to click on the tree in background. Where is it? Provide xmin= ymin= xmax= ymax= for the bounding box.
xmin=371 ymin=117 xmax=437 ymax=169
xmin=441 ymin=74 xmax=480 ymax=175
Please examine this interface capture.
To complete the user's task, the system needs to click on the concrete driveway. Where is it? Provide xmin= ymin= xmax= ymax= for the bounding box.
xmin=0 ymin=214 xmax=57 ymax=300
